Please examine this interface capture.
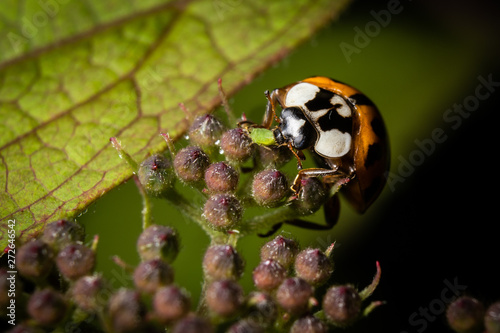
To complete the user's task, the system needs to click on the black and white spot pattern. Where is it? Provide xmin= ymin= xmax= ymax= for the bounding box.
xmin=285 ymin=82 xmax=353 ymax=158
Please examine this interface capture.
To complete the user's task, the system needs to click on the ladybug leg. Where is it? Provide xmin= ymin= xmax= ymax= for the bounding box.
xmin=262 ymin=89 xmax=281 ymax=128
xmin=260 ymin=195 xmax=341 ymax=235
xmin=291 ymin=167 xmax=350 ymax=193
xmin=257 ymin=222 xmax=283 ymax=237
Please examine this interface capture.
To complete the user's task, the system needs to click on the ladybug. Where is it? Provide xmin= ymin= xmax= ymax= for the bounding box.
xmin=259 ymin=76 xmax=390 ymax=214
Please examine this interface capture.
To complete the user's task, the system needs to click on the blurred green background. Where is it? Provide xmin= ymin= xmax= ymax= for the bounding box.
xmin=80 ymin=0 xmax=500 ymax=332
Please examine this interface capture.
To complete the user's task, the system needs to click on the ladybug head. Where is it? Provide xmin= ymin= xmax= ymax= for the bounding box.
xmin=274 ymin=107 xmax=317 ymax=150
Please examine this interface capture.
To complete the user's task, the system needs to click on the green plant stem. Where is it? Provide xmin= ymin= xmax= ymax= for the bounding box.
xmin=132 ymin=175 xmax=153 ymax=230
xmin=162 ymin=190 xmax=226 ymax=242
xmin=238 ymin=205 xmax=297 ymax=235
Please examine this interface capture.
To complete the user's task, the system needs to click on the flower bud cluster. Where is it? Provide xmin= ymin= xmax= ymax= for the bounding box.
xmin=251 ymin=235 xmax=338 ymax=329
xmin=6 ymin=219 xmax=95 ymax=328
xmin=134 ymin=112 xmax=333 ymax=235
xmin=446 ymin=296 xmax=500 ymax=333
xmin=6 ymin=107 xmax=386 ymax=332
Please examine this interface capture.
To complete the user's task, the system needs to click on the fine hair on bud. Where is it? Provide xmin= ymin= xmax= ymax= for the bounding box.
xmin=203 ymin=244 xmax=244 ymax=281
xmin=137 ymin=224 xmax=180 ymax=263
xmin=276 ymin=277 xmax=313 ymax=315
xmin=153 ymin=285 xmax=191 ymax=323
xmin=291 ymin=177 xmax=329 ymax=215
xmin=220 ymin=128 xmax=255 ymax=163
xmin=260 ymin=235 xmax=300 ymax=269
xmin=204 ymin=161 xmax=239 ymax=193
xmin=252 ymin=169 xmax=289 ymax=207
xmin=203 ymin=193 xmax=242 ymax=231
xmin=252 ymin=259 xmax=287 ymax=291
xmin=138 ymin=153 xmax=174 ymax=197
xmin=133 ymin=258 xmax=174 ymax=294
xmin=188 ymin=114 xmax=226 ymax=148
xmin=56 ymin=243 xmax=96 ymax=280
xmin=290 ymin=315 xmax=329 ymax=333
xmin=17 ymin=239 xmax=54 ymax=281
xmin=294 ymin=248 xmax=333 ymax=286
xmin=173 ymin=146 xmax=210 ymax=183
xmin=205 ymin=279 xmax=245 ymax=317
xmin=72 ymin=274 xmax=110 ymax=312
xmin=323 ymin=285 xmax=361 ymax=326
xmin=41 ymin=219 xmax=84 ymax=252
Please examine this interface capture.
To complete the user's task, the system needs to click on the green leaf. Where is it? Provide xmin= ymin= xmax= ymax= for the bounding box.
xmin=0 ymin=0 xmax=351 ymax=249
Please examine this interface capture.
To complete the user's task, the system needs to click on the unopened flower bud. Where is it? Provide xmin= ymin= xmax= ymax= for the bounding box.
xmin=188 ymin=114 xmax=225 ymax=148
xmin=17 ymin=240 xmax=54 ymax=280
xmin=28 ymin=288 xmax=68 ymax=326
xmin=323 ymin=285 xmax=361 ymax=326
xmin=252 ymin=169 xmax=289 ymax=207
xmin=203 ymin=193 xmax=242 ymax=230
xmin=446 ymin=296 xmax=485 ymax=333
xmin=290 ymin=315 xmax=329 ymax=333
xmin=294 ymin=248 xmax=333 ymax=286
xmin=276 ymin=277 xmax=313 ymax=315
xmin=137 ymin=225 xmax=180 ymax=263
xmin=153 ymin=285 xmax=191 ymax=323
xmin=260 ymin=235 xmax=299 ymax=269
xmin=246 ymin=291 xmax=278 ymax=327
xmin=291 ymin=178 xmax=329 ymax=215
xmin=252 ymin=259 xmax=286 ymax=291
xmin=485 ymin=301 xmax=500 ymax=333
xmin=138 ymin=153 xmax=174 ymax=196
xmin=56 ymin=243 xmax=95 ymax=280
xmin=41 ymin=219 xmax=84 ymax=252
xmin=256 ymin=145 xmax=293 ymax=169
xmin=174 ymin=146 xmax=210 ymax=183
xmin=108 ymin=289 xmax=146 ymax=333
xmin=205 ymin=279 xmax=244 ymax=317
xmin=227 ymin=319 xmax=264 ymax=333
xmin=220 ymin=128 xmax=254 ymax=163
xmin=133 ymin=258 xmax=174 ymax=294
xmin=72 ymin=274 xmax=109 ymax=312
xmin=204 ymin=162 xmax=239 ymax=193
xmin=203 ymin=244 xmax=244 ymax=280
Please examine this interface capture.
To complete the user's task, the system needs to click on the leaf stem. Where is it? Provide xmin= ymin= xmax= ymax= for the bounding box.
xmin=238 ymin=205 xmax=297 ymax=235
xmin=132 ymin=175 xmax=153 ymax=230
